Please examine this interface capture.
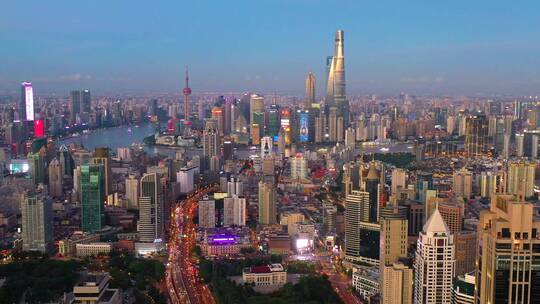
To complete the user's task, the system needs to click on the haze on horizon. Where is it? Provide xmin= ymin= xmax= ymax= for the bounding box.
xmin=1 ymin=1 xmax=540 ymax=96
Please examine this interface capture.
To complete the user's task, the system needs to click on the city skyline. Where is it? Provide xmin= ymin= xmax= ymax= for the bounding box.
xmin=2 ymin=1 xmax=540 ymax=96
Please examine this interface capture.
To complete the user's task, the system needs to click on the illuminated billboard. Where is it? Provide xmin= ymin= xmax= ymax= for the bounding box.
xmin=10 ymin=159 xmax=29 ymax=173
xmin=22 ymin=82 xmax=34 ymax=121
xmin=299 ymin=113 xmax=309 ymax=142
xmin=34 ymin=119 xmax=45 ymax=137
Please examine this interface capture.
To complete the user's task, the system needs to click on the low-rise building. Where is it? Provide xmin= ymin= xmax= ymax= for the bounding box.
xmin=242 ymin=264 xmax=287 ymax=287
xmin=68 ymin=272 xmax=121 ymax=304
xmin=76 ymin=242 xmax=113 ymax=257
xmin=451 ymin=273 xmax=475 ymax=304
xmin=198 ymin=227 xmax=252 ymax=257
xmin=352 ymin=267 xmax=380 ymax=300
xmin=59 ymin=232 xmax=100 ymax=256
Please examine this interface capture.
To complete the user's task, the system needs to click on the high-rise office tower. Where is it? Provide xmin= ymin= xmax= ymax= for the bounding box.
xmin=203 ymin=119 xmax=219 ymax=171
xmin=250 ymin=94 xmax=264 ymax=126
xmin=365 ymin=162 xmax=381 ymax=223
xmin=139 ymin=173 xmax=163 ymax=242
xmin=328 ymin=107 xmax=338 ymax=142
xmin=211 ymin=106 xmax=224 ymax=136
xmin=380 ymin=205 xmax=409 ymax=304
xmin=305 ymin=72 xmax=315 ymax=108
xmin=125 ymin=175 xmax=139 ymax=210
xmin=452 ymin=168 xmax=472 ymax=199
xmin=93 ymin=147 xmax=112 ymax=195
xmin=414 ymin=209 xmax=455 ymax=304
xmin=507 ymin=159 xmax=536 ymax=199
xmin=183 ymin=66 xmax=192 ymax=121
xmin=20 ymin=81 xmax=34 ymax=121
xmin=344 ymin=190 xmax=370 ymax=260
xmin=326 ymin=30 xmax=348 ymax=127
xmin=314 ymin=113 xmax=323 ymax=143
xmin=48 ymin=158 xmax=63 ymax=198
xmin=438 ymin=201 xmax=463 ymax=235
xmin=28 ymin=151 xmax=46 ymax=186
xmin=227 ymin=177 xmax=243 ymax=197
xmin=224 ymin=99 xmax=232 ymax=135
xmin=80 ymin=164 xmax=105 ymax=233
xmin=516 ymin=132 xmax=525 ymax=157
xmin=198 ymin=198 xmax=216 ymax=228
xmin=464 ymin=114 xmax=488 ymax=157
xmin=379 ymin=205 xmax=408 ymax=267
xmin=475 ymin=194 xmax=540 ymax=303
xmin=223 ymin=195 xmax=246 ymax=227
xmin=258 ymin=181 xmax=276 ymax=225
xmin=344 ymin=127 xmax=356 ymax=148
xmin=337 ymin=116 xmax=344 ymax=141
xmin=21 ymin=189 xmax=53 ymax=253
xmin=382 ymin=259 xmax=414 ymax=304
xmin=323 ymin=202 xmax=337 ymax=234
xmin=391 ymin=168 xmax=407 ymax=195
xmin=70 ymin=90 xmax=81 ymax=124
xmin=290 ymin=153 xmax=308 ymax=179
xmin=58 ymin=144 xmax=74 ymax=177
xmin=416 ymin=171 xmax=434 ymax=203
xmin=82 ymin=89 xmax=91 ymax=113
xmin=267 ymin=104 xmax=280 ymax=139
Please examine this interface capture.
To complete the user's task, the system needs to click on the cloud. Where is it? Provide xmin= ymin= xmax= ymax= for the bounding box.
xmin=400 ymin=76 xmax=444 ymax=84
xmin=59 ymin=73 xmax=92 ymax=81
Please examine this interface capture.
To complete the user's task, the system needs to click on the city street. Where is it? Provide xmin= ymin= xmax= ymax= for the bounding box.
xmin=166 ymin=185 xmax=218 ymax=304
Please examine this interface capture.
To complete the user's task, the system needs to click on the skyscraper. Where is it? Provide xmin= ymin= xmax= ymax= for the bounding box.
xmin=198 ymin=198 xmax=216 ymax=228
xmin=80 ymin=164 xmax=105 ymax=233
xmin=93 ymin=147 xmax=112 ymax=195
xmin=21 ymin=189 xmax=53 ymax=253
xmin=475 ymin=194 xmax=540 ymax=303
xmin=305 ymin=72 xmax=315 ymax=108
xmin=365 ymin=162 xmax=381 ymax=223
xmin=507 ymin=159 xmax=536 ymax=199
xmin=203 ymin=119 xmax=219 ymax=171
xmin=125 ymin=175 xmax=139 ymax=209
xmin=70 ymin=90 xmax=81 ymax=124
xmin=258 ymin=181 xmax=276 ymax=225
xmin=139 ymin=173 xmax=163 ymax=243
xmin=382 ymin=259 xmax=414 ymax=304
xmin=290 ymin=153 xmax=308 ymax=179
xmin=380 ymin=205 xmax=409 ymax=304
xmin=464 ymin=114 xmax=488 ymax=157
xmin=28 ymin=151 xmax=46 ymax=186
xmin=183 ymin=66 xmax=192 ymax=121
xmin=223 ymin=195 xmax=246 ymax=227
xmin=414 ymin=209 xmax=455 ymax=304
xmin=344 ymin=190 xmax=370 ymax=260
xmin=48 ymin=158 xmax=63 ymax=198
xmin=20 ymin=81 xmax=34 ymax=121
xmin=452 ymin=168 xmax=472 ymax=199
xmin=326 ymin=30 xmax=349 ymax=126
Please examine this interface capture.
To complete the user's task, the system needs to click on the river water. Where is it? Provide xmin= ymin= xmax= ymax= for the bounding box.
xmin=58 ymin=123 xmax=413 ymax=158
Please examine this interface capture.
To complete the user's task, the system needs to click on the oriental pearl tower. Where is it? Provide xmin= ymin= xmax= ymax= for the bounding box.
xmin=183 ymin=66 xmax=192 ymax=122
xmin=182 ymin=66 xmax=192 ymax=137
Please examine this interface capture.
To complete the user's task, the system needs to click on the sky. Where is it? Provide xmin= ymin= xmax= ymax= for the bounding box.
xmin=1 ymin=1 xmax=540 ymax=96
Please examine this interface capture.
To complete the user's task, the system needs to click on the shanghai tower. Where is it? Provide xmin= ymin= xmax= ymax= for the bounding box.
xmin=326 ymin=30 xmax=350 ymax=126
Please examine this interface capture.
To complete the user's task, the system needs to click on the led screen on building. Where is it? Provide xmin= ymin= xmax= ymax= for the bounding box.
xmin=299 ymin=113 xmax=309 ymax=142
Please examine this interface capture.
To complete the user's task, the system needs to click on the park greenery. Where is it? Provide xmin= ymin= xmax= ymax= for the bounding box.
xmin=371 ymin=152 xmax=415 ymax=168
xmin=107 ymin=251 xmax=167 ymax=304
xmin=0 ymin=257 xmax=82 ymax=303
xmin=199 ymin=257 xmax=342 ymax=304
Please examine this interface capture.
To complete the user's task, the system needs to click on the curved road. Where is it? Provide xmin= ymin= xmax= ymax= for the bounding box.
xmin=166 ymin=185 xmax=218 ymax=304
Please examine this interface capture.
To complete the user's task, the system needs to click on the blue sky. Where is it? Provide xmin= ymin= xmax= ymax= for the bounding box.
xmin=1 ymin=1 xmax=540 ymax=96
